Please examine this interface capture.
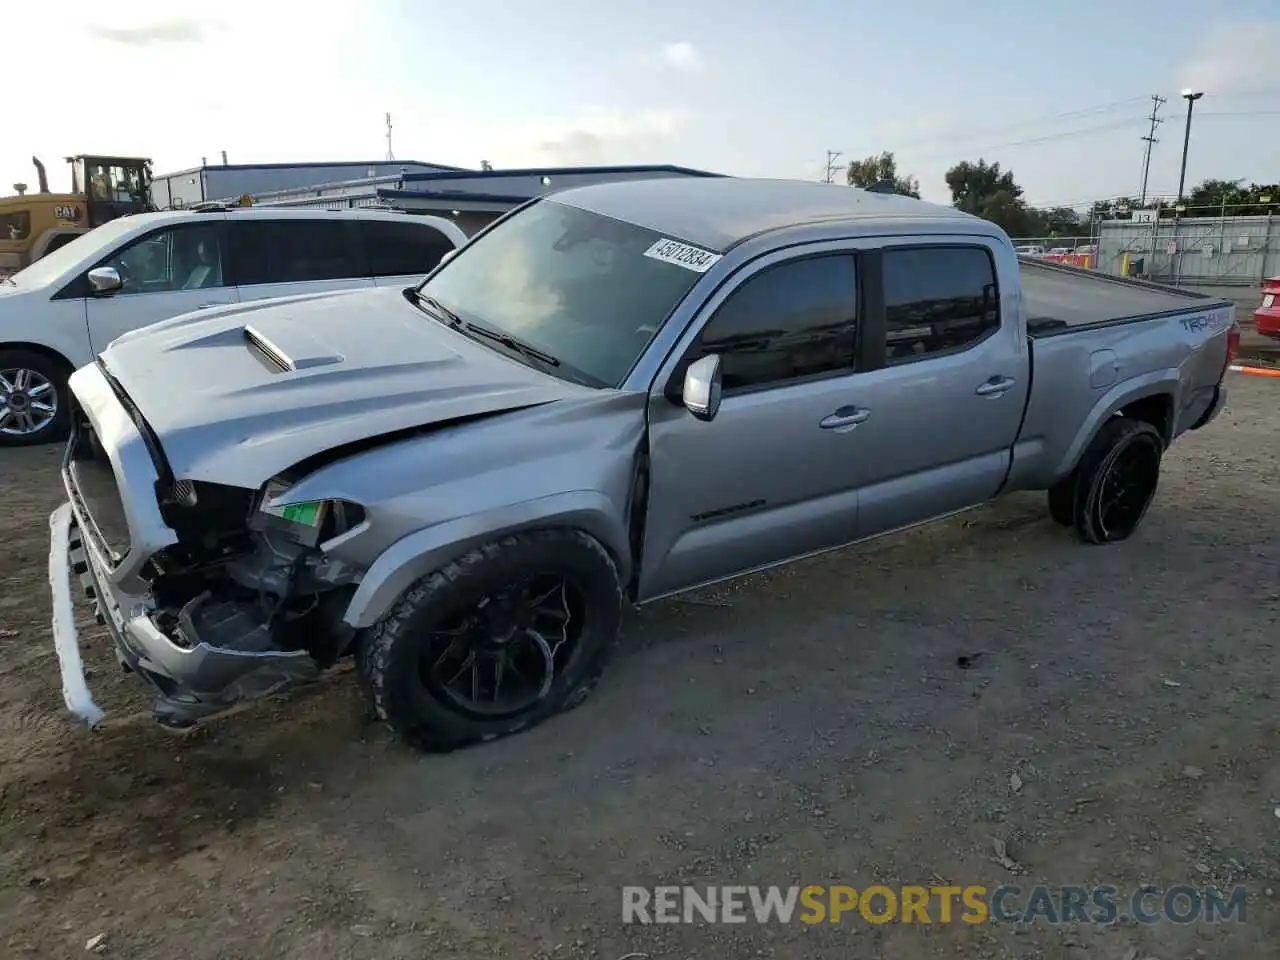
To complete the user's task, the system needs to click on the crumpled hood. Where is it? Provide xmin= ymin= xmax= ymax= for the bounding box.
xmin=96 ymin=286 xmax=587 ymax=487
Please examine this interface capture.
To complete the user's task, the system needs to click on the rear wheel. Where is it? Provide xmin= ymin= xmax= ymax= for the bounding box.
xmin=1071 ymin=417 xmax=1164 ymax=544
xmin=357 ymin=529 xmax=624 ymax=752
xmin=0 ymin=349 xmax=71 ymax=447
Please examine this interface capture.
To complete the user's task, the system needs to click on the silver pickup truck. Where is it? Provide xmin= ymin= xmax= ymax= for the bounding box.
xmin=50 ymin=177 xmax=1238 ymax=751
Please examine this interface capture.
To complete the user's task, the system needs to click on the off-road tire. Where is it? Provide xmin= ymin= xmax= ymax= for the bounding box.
xmin=356 ymin=529 xmax=624 ymax=752
xmin=0 ymin=348 xmax=71 ymax=446
xmin=1072 ymin=416 xmax=1164 ymax=545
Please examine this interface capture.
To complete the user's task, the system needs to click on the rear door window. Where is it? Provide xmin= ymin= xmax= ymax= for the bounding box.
xmin=881 ymin=246 xmax=1000 ymax=363
xmin=359 ymin=220 xmax=456 ymax=277
xmin=228 ymin=219 xmax=362 ymax=286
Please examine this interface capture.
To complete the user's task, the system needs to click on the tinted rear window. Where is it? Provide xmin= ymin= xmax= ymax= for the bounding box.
xmin=228 ymin=220 xmax=360 ymax=285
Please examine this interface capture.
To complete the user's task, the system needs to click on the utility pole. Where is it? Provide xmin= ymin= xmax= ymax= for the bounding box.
xmin=385 ymin=112 xmax=395 ymax=162
xmin=823 ymin=150 xmax=843 ymax=184
xmin=1138 ymin=94 xmax=1165 ymax=207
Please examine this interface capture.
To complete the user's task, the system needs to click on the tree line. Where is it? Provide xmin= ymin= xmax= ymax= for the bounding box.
xmin=845 ymin=152 xmax=1280 ymax=240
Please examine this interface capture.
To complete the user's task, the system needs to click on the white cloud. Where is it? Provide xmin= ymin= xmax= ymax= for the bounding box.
xmin=661 ymin=42 xmax=704 ymax=72
xmin=88 ymin=17 xmax=219 ymax=46
xmin=4 ymin=0 xmax=385 ymax=190
xmin=489 ymin=107 xmax=691 ymax=166
xmin=1177 ymin=22 xmax=1280 ymax=96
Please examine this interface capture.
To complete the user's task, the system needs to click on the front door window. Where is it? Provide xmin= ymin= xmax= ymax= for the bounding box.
xmin=98 ymin=223 xmax=226 ymax=294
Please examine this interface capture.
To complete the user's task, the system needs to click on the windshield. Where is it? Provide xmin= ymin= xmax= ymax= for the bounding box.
xmin=7 ymin=217 xmax=144 ymax=288
xmin=416 ymin=200 xmax=709 ymax=387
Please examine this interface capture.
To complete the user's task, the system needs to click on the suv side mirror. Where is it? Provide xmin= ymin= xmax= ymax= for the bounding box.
xmin=682 ymin=354 xmax=722 ymax=421
xmin=87 ymin=266 xmax=122 ymax=295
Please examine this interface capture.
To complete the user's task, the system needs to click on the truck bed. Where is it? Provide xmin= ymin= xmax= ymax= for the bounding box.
xmin=1019 ymin=257 xmax=1232 ymax=336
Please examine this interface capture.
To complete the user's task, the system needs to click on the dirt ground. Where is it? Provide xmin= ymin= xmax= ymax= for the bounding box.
xmin=2 ymin=376 xmax=1278 ymax=960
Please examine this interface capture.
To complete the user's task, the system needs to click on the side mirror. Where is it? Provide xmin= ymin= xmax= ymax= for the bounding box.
xmin=682 ymin=354 xmax=722 ymax=421
xmin=87 ymin=266 xmax=122 ymax=295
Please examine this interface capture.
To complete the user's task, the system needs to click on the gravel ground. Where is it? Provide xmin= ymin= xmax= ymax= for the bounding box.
xmin=1 ymin=374 xmax=1278 ymax=960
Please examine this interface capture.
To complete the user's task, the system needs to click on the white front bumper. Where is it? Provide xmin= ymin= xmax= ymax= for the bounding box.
xmin=48 ymin=502 xmax=106 ymax=728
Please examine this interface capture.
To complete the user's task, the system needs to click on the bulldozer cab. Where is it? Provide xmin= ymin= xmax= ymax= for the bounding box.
xmin=65 ymin=155 xmax=153 ymax=226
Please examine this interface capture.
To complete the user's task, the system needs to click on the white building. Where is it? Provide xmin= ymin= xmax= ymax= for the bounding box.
xmin=150 ymin=160 xmax=465 ymax=211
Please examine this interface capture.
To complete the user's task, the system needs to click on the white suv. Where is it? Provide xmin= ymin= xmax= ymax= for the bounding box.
xmin=0 ymin=207 xmax=467 ymax=445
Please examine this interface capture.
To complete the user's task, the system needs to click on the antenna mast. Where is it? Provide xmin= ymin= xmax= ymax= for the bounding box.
xmin=385 ymin=112 xmax=395 ymax=162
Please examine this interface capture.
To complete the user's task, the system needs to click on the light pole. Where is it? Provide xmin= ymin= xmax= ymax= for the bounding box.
xmin=1176 ymin=89 xmax=1204 ymax=206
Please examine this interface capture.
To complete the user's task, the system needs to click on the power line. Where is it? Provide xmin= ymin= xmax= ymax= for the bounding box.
xmin=1197 ymin=110 xmax=1280 ymax=118
xmin=1138 ymin=94 xmax=1166 ymax=206
xmin=1209 ymin=83 xmax=1280 ymax=101
xmin=823 ymin=150 xmax=843 ymax=184
xmin=889 ymin=95 xmax=1149 ymax=151
xmin=910 ymin=116 xmax=1141 ymax=162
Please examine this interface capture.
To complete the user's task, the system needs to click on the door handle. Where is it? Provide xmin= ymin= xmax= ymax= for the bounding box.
xmin=975 ymin=376 xmax=1016 ymax=397
xmin=819 ymin=406 xmax=870 ymax=430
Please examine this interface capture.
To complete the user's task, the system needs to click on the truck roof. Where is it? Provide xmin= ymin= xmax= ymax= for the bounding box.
xmin=551 ymin=176 xmax=982 ymax=252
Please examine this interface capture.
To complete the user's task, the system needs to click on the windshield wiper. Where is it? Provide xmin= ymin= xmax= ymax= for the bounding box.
xmin=406 ymin=289 xmax=561 ymax=369
xmin=406 ymin=289 xmax=461 ymax=326
xmin=462 ymin=321 xmax=561 ymax=367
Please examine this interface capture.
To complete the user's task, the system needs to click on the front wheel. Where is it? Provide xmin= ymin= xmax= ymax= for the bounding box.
xmin=357 ymin=529 xmax=624 ymax=752
xmin=1072 ymin=417 xmax=1164 ymax=545
xmin=0 ymin=349 xmax=71 ymax=446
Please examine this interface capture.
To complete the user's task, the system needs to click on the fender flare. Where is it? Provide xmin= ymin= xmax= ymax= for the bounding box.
xmin=341 ymin=491 xmax=633 ymax=629
xmin=1051 ymin=369 xmax=1178 ymax=482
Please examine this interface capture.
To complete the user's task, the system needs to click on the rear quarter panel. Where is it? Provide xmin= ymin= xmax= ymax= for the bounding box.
xmin=1005 ymin=301 xmax=1233 ymax=491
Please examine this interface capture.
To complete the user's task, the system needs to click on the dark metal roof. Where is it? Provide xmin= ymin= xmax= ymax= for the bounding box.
xmin=376 ymin=188 xmax=534 ymax=205
xmin=550 ymin=177 xmax=975 ymax=251
xmin=399 ymin=164 xmax=722 ymax=183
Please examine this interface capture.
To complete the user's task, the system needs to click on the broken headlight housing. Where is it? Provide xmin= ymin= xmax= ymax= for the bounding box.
xmin=257 ymin=480 xmax=366 ymax=548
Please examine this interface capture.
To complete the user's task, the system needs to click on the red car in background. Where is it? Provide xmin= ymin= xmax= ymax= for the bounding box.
xmin=1257 ymin=277 xmax=1280 ymax=340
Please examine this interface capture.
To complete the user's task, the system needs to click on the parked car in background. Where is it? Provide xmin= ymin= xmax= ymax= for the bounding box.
xmin=1255 ymin=276 xmax=1280 ymax=340
xmin=51 ymin=177 xmax=1237 ymax=752
xmin=0 ymin=208 xmax=466 ymax=445
xmin=1014 ymin=244 xmax=1045 ymax=256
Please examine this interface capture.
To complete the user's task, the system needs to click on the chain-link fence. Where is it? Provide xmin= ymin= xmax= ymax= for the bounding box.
xmin=1094 ymin=215 xmax=1279 ymax=288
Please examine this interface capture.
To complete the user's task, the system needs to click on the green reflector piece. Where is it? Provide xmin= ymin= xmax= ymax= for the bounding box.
xmin=280 ymin=502 xmax=321 ymax=527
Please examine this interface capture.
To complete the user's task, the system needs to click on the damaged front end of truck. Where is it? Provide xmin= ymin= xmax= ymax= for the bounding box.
xmin=49 ymin=327 xmax=626 ymax=734
xmin=56 ymin=397 xmax=369 ymax=729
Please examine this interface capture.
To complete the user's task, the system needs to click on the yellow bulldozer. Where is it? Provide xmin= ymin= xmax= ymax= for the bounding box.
xmin=0 ymin=154 xmax=154 ymax=274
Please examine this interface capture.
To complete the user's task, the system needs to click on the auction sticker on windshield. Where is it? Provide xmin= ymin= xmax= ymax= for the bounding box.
xmin=644 ymin=238 xmax=723 ymax=273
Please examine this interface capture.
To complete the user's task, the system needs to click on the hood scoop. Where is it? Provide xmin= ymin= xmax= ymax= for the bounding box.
xmin=243 ymin=317 xmax=345 ymax=374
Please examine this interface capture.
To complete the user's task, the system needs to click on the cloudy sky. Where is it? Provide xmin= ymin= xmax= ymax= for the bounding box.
xmin=6 ymin=0 xmax=1278 ymax=208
